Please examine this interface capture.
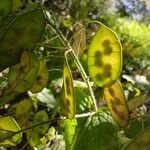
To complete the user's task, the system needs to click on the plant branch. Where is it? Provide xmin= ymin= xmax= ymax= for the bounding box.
xmin=45 ymin=12 xmax=97 ymax=111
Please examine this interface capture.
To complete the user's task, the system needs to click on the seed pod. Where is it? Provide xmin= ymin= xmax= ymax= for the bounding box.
xmin=30 ymin=60 xmax=49 ymax=93
xmin=8 ymin=51 xmax=40 ymax=93
xmin=60 ymin=64 xmax=76 ymax=119
xmin=104 ymin=80 xmax=129 ymax=127
xmin=88 ymin=23 xmax=122 ymax=87
xmin=0 ymin=8 xmax=45 ymax=72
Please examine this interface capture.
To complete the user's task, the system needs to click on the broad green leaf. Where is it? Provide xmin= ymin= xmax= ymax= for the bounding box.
xmin=88 ymin=23 xmax=122 ymax=87
xmin=123 ymin=127 xmax=150 ymax=150
xmin=73 ymin=111 xmax=117 ymax=150
xmin=60 ymin=64 xmax=76 ymax=119
xmin=0 ymin=117 xmax=22 ymax=147
xmin=104 ymin=80 xmax=129 ymax=127
xmin=30 ymin=60 xmax=49 ymax=93
xmin=0 ymin=8 xmax=45 ymax=72
xmin=0 ymin=0 xmax=12 ymax=20
xmin=27 ymin=110 xmax=49 ymax=147
xmin=8 ymin=51 xmax=40 ymax=93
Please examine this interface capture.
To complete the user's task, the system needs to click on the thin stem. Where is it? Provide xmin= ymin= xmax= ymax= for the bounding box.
xmin=45 ymin=13 xmax=97 ymax=111
xmin=0 ymin=118 xmax=58 ymax=143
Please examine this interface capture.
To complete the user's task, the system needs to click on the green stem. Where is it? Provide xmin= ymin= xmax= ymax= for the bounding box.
xmin=45 ymin=13 xmax=97 ymax=111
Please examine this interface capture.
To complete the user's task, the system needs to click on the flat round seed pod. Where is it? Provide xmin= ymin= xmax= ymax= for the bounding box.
xmin=60 ymin=64 xmax=76 ymax=119
xmin=0 ymin=0 xmax=12 ymax=19
xmin=123 ymin=127 xmax=150 ymax=150
xmin=30 ymin=60 xmax=49 ymax=93
xmin=88 ymin=23 xmax=122 ymax=87
xmin=104 ymin=80 xmax=129 ymax=127
xmin=0 ymin=8 xmax=45 ymax=72
xmin=8 ymin=51 xmax=40 ymax=93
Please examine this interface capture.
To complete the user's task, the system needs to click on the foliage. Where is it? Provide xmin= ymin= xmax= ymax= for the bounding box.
xmin=0 ymin=0 xmax=149 ymax=150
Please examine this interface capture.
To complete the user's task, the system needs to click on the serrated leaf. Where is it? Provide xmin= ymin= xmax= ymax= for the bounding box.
xmin=123 ymin=127 xmax=150 ymax=150
xmin=30 ymin=60 xmax=49 ymax=93
xmin=73 ymin=111 xmax=117 ymax=150
xmin=104 ymin=80 xmax=129 ymax=127
xmin=0 ymin=0 xmax=12 ymax=20
xmin=0 ymin=117 xmax=22 ymax=147
xmin=0 ymin=8 xmax=45 ymax=71
xmin=8 ymin=51 xmax=40 ymax=93
xmin=60 ymin=64 xmax=76 ymax=119
xmin=88 ymin=23 xmax=122 ymax=87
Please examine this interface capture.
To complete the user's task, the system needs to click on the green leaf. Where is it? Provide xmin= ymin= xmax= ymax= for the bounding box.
xmin=104 ymin=80 xmax=130 ymax=127
xmin=27 ymin=110 xmax=49 ymax=147
xmin=73 ymin=111 xmax=117 ymax=150
xmin=63 ymin=119 xmax=77 ymax=149
xmin=12 ymin=0 xmax=25 ymax=12
xmin=60 ymin=64 xmax=76 ymax=119
xmin=0 ymin=117 xmax=22 ymax=147
xmin=123 ymin=127 xmax=150 ymax=150
xmin=87 ymin=23 xmax=122 ymax=87
xmin=0 ymin=0 xmax=12 ymax=20
xmin=0 ymin=8 xmax=45 ymax=71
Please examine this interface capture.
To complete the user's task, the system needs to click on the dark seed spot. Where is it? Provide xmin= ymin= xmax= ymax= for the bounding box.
xmin=104 ymin=46 xmax=113 ymax=55
xmin=65 ymin=98 xmax=71 ymax=107
xmin=65 ymin=77 xmax=71 ymax=95
xmin=108 ymin=88 xmax=115 ymax=97
xmin=102 ymin=39 xmax=111 ymax=47
xmin=103 ymin=64 xmax=111 ymax=77
xmin=114 ymin=97 xmax=121 ymax=105
xmin=65 ymin=77 xmax=70 ymax=85
xmin=118 ymin=111 xmax=125 ymax=120
xmin=94 ymin=58 xmax=103 ymax=67
xmin=94 ymin=51 xmax=102 ymax=57
xmin=95 ymin=73 xmax=104 ymax=82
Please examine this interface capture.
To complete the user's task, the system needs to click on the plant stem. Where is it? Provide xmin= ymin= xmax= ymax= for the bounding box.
xmin=45 ymin=13 xmax=97 ymax=111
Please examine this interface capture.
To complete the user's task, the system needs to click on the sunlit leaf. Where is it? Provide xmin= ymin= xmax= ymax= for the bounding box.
xmin=60 ymin=64 xmax=76 ymax=119
xmin=123 ymin=127 xmax=150 ymax=150
xmin=88 ymin=23 xmax=122 ymax=87
xmin=30 ymin=60 xmax=49 ymax=93
xmin=0 ymin=117 xmax=22 ymax=147
xmin=27 ymin=110 xmax=49 ymax=147
xmin=0 ymin=8 xmax=45 ymax=71
xmin=73 ymin=111 xmax=117 ymax=150
xmin=104 ymin=80 xmax=129 ymax=127
xmin=8 ymin=51 xmax=40 ymax=93
xmin=0 ymin=0 xmax=12 ymax=19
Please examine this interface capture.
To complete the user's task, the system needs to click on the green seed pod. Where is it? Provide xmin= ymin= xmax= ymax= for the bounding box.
xmin=88 ymin=23 xmax=122 ymax=87
xmin=0 ymin=8 xmax=45 ymax=72
xmin=60 ymin=64 xmax=76 ymax=119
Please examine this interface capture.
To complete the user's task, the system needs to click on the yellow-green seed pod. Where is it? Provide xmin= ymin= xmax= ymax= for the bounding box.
xmin=123 ymin=127 xmax=150 ymax=150
xmin=8 ymin=51 xmax=40 ymax=93
xmin=104 ymin=80 xmax=129 ymax=127
xmin=88 ymin=23 xmax=122 ymax=87
xmin=0 ymin=8 xmax=45 ymax=72
xmin=60 ymin=64 xmax=75 ymax=119
xmin=30 ymin=60 xmax=49 ymax=93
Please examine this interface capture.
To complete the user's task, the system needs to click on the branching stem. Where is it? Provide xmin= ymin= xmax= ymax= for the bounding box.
xmin=45 ymin=13 xmax=97 ymax=111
